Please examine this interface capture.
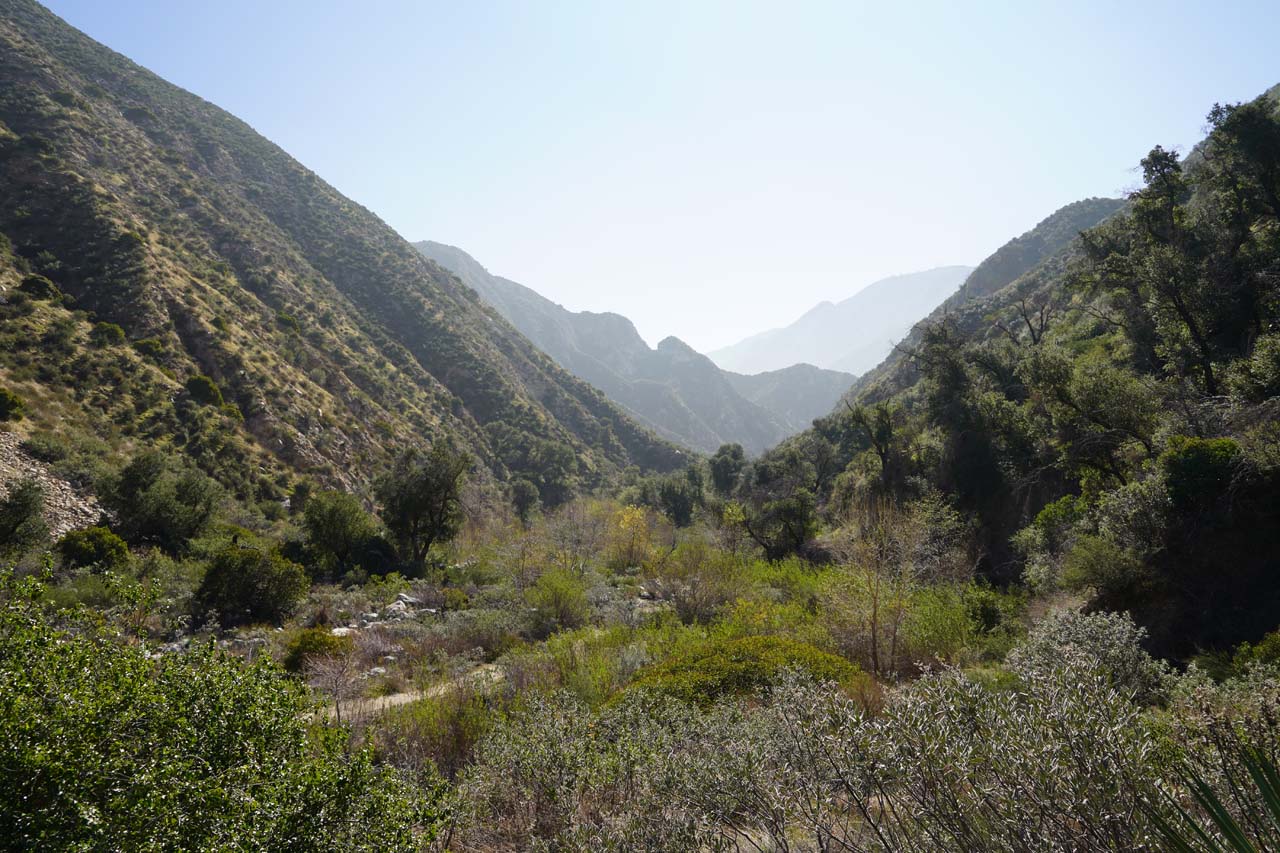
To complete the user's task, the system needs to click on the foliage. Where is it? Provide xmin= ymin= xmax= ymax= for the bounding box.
xmin=102 ymin=452 xmax=221 ymax=553
xmin=283 ymin=626 xmax=354 ymax=673
xmin=89 ymin=321 xmax=125 ymax=346
xmin=0 ymin=479 xmax=47 ymax=559
xmin=303 ymin=490 xmax=380 ymax=578
xmin=0 ymin=571 xmax=436 ymax=850
xmin=708 ymin=442 xmax=745 ymax=495
xmin=629 ymin=634 xmax=858 ymax=706
xmin=193 ymin=543 xmax=309 ymax=627
xmin=184 ymin=373 xmax=224 ymax=407
xmin=56 ymin=526 xmax=128 ymax=571
xmin=1008 ymin=608 xmax=1171 ymax=704
xmin=375 ymin=443 xmax=470 ymax=564
xmin=0 ymin=386 xmax=24 ymax=421
xmin=526 ymin=568 xmax=590 ymax=638
xmin=16 ymin=273 xmax=60 ymax=300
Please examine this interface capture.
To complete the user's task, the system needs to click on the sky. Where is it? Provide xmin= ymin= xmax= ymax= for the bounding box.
xmin=41 ymin=0 xmax=1280 ymax=352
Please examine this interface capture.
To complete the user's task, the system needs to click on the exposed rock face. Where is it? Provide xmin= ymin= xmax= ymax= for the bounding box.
xmin=0 ymin=430 xmax=100 ymax=539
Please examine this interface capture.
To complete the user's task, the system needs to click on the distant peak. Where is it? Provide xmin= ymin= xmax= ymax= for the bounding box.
xmin=656 ymin=335 xmax=698 ymax=355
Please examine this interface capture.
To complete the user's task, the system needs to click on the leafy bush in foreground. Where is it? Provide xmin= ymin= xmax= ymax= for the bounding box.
xmin=0 ymin=571 xmax=436 ymax=850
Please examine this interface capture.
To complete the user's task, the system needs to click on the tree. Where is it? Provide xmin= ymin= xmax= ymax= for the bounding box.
xmin=0 ymin=479 xmax=47 ymax=559
xmin=194 ymin=544 xmax=309 ymax=627
xmin=510 ymin=478 xmax=541 ymax=526
xmin=302 ymin=490 xmax=378 ymax=577
xmin=657 ymin=474 xmax=698 ymax=527
xmin=103 ymin=452 xmax=221 ymax=553
xmin=709 ymin=443 xmax=746 ymax=496
xmin=375 ymin=443 xmax=470 ymax=564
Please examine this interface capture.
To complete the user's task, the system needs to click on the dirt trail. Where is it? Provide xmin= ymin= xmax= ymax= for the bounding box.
xmin=328 ymin=662 xmax=503 ymax=724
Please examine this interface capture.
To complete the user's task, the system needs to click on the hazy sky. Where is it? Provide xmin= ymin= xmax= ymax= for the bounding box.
xmin=42 ymin=1 xmax=1280 ymax=351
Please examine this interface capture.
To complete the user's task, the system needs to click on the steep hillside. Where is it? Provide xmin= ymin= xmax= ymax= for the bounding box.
xmin=849 ymin=197 xmax=1125 ymax=401
xmin=0 ymin=0 xmax=685 ymax=508
xmin=417 ymin=240 xmax=845 ymax=454
xmin=708 ymin=266 xmax=973 ymax=376
xmin=724 ymin=364 xmax=855 ymax=432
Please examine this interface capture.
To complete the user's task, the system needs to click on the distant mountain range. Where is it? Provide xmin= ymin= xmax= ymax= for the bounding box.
xmin=708 ymin=266 xmax=973 ymax=376
xmin=416 ymin=242 xmax=853 ymax=454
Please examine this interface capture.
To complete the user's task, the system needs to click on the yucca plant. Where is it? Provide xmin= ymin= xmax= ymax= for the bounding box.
xmin=1147 ymin=746 xmax=1280 ymax=852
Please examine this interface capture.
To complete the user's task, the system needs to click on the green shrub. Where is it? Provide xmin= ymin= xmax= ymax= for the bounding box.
xmin=0 ymin=571 xmax=434 ymax=850
xmin=631 ymin=635 xmax=859 ymax=706
xmin=0 ymin=387 xmax=25 ymax=422
xmin=1161 ymin=436 xmax=1241 ymax=512
xmin=0 ymin=479 xmax=47 ymax=558
xmin=302 ymin=490 xmax=380 ymax=578
xmin=131 ymin=338 xmax=165 ymax=359
xmin=1061 ymin=534 xmax=1152 ymax=599
xmin=89 ymin=322 xmax=125 ymax=347
xmin=19 ymin=432 xmax=69 ymax=462
xmin=282 ymin=627 xmax=353 ymax=673
xmin=1230 ymin=629 xmax=1280 ymax=675
xmin=16 ymin=274 xmax=60 ymax=301
xmin=527 ymin=568 xmax=590 ymax=638
xmin=184 ymin=374 xmax=223 ymax=407
xmin=57 ymin=526 xmax=128 ymax=571
xmin=374 ymin=686 xmax=496 ymax=779
xmin=194 ymin=544 xmax=308 ymax=627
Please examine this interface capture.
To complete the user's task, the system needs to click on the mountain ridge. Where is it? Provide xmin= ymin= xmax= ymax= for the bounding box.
xmin=709 ymin=265 xmax=974 ymax=376
xmin=416 ymin=240 xmax=855 ymax=453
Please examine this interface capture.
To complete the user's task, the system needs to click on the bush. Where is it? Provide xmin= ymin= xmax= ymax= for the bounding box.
xmin=375 ymin=685 xmax=496 ymax=779
xmin=194 ymin=544 xmax=308 ymax=627
xmin=89 ymin=322 xmax=125 ymax=347
xmin=1060 ymin=534 xmax=1153 ymax=600
xmin=57 ymin=526 xmax=128 ymax=571
xmin=1229 ymin=629 xmax=1280 ymax=675
xmin=527 ymin=568 xmax=590 ymax=638
xmin=1008 ymin=609 xmax=1170 ymax=704
xmin=0 ymin=571 xmax=435 ymax=850
xmin=131 ymin=338 xmax=165 ymax=359
xmin=16 ymin=274 xmax=60 ymax=300
xmin=302 ymin=489 xmax=380 ymax=578
xmin=19 ymin=432 xmax=69 ymax=463
xmin=630 ymin=634 xmax=858 ymax=706
xmin=184 ymin=374 xmax=223 ymax=407
xmin=0 ymin=387 xmax=25 ymax=422
xmin=1161 ymin=436 xmax=1241 ymax=512
xmin=282 ymin=627 xmax=353 ymax=673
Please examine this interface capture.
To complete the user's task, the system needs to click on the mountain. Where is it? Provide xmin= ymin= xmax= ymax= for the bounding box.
xmin=416 ymin=241 xmax=854 ymax=454
xmin=708 ymin=266 xmax=973 ymax=376
xmin=0 ymin=0 xmax=687 ymax=509
xmin=848 ymin=197 xmax=1126 ymax=402
xmin=723 ymin=364 xmax=858 ymax=431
